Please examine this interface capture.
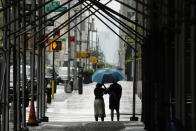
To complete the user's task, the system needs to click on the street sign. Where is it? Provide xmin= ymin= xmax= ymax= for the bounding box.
xmin=60 ymin=38 xmax=66 ymax=42
xmin=92 ymin=30 xmax=97 ymax=32
xmin=77 ymin=51 xmax=90 ymax=58
xmin=83 ymin=40 xmax=89 ymax=44
xmin=46 ymin=1 xmax=60 ymax=12
xmin=55 ymin=7 xmax=67 ymax=12
xmin=45 ymin=1 xmax=67 ymax=13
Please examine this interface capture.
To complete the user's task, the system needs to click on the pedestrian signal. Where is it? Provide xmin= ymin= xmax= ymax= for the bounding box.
xmin=51 ymin=40 xmax=62 ymax=51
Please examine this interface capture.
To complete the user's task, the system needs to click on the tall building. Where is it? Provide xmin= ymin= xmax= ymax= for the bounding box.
xmin=119 ymin=0 xmax=136 ymax=81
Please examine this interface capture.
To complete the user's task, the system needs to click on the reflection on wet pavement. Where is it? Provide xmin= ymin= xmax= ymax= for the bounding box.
xmin=43 ymin=81 xmax=141 ymax=122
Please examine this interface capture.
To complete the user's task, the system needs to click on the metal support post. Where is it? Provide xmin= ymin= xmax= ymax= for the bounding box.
xmin=0 ymin=50 xmax=6 ymax=131
xmin=5 ymin=0 xmax=10 ymax=130
xmin=12 ymin=0 xmax=18 ymax=129
xmin=191 ymin=2 xmax=196 ymax=131
xmin=95 ymin=31 xmax=98 ymax=70
xmin=1 ymin=52 xmax=6 ymax=131
xmin=37 ymin=0 xmax=43 ymax=122
xmin=2 ymin=0 xmax=10 ymax=130
xmin=41 ymin=0 xmax=48 ymax=122
xmin=16 ymin=0 xmax=22 ymax=128
xmin=27 ymin=0 xmax=38 ymax=126
xmin=39 ymin=0 xmax=44 ymax=120
xmin=36 ymin=47 xmax=41 ymax=122
xmin=86 ymin=11 xmax=90 ymax=69
xmin=90 ymin=18 xmax=94 ymax=69
xmin=78 ymin=4 xmax=83 ymax=94
xmin=130 ymin=0 xmax=138 ymax=121
xmin=41 ymin=47 xmax=48 ymax=121
xmin=141 ymin=0 xmax=145 ymax=122
xmin=67 ymin=1 xmax=71 ymax=88
xmin=79 ymin=5 xmax=82 ymax=68
xmin=21 ymin=0 xmax=29 ymax=130
xmin=73 ymin=10 xmax=78 ymax=90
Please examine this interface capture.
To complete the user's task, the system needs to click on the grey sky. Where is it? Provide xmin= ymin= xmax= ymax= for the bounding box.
xmin=93 ymin=1 xmax=120 ymax=65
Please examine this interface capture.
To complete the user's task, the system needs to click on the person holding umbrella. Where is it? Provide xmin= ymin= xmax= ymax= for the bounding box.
xmin=106 ymin=82 xmax=122 ymax=121
xmin=94 ymin=83 xmax=106 ymax=121
xmin=92 ymin=68 xmax=124 ymax=121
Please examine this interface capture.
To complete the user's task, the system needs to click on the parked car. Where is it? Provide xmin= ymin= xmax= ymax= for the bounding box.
xmin=9 ymin=65 xmax=37 ymax=102
xmin=45 ymin=66 xmax=59 ymax=85
xmin=9 ymin=67 xmax=29 ymax=105
xmin=57 ymin=67 xmax=74 ymax=84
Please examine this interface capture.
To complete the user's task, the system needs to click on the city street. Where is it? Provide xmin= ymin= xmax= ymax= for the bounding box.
xmin=26 ymin=81 xmax=145 ymax=131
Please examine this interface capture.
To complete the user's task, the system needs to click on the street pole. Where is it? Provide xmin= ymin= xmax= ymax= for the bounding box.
xmin=95 ymin=30 xmax=98 ymax=70
xmin=52 ymin=51 xmax=55 ymax=99
xmin=21 ymin=0 xmax=29 ymax=130
xmin=67 ymin=1 xmax=71 ymax=91
xmin=78 ymin=4 xmax=83 ymax=94
xmin=91 ymin=18 xmax=94 ymax=69
xmin=86 ymin=11 xmax=90 ymax=69
xmin=79 ymin=4 xmax=82 ymax=67
xmin=73 ymin=10 xmax=78 ymax=90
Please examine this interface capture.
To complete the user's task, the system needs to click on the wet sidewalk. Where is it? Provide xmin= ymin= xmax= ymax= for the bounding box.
xmin=27 ymin=81 xmax=145 ymax=131
xmin=28 ymin=121 xmax=145 ymax=131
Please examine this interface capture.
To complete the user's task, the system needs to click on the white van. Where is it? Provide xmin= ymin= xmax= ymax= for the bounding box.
xmin=58 ymin=67 xmax=74 ymax=83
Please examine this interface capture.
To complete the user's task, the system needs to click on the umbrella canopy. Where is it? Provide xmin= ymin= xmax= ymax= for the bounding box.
xmin=92 ymin=68 xmax=124 ymax=84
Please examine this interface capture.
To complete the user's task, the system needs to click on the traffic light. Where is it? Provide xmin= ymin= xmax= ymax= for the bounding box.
xmin=86 ymin=52 xmax=90 ymax=58
xmin=52 ymin=40 xmax=62 ymax=51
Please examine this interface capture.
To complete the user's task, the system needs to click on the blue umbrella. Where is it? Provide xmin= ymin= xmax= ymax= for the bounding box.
xmin=92 ymin=68 xmax=124 ymax=84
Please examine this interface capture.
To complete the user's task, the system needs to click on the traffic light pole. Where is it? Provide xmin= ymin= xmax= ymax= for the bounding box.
xmin=52 ymin=50 xmax=55 ymax=99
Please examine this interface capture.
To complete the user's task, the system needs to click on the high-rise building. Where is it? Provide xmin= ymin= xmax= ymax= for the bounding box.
xmin=119 ymin=0 xmax=136 ymax=81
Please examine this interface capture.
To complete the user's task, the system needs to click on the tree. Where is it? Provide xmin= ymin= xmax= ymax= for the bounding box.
xmin=125 ymin=24 xmax=142 ymax=64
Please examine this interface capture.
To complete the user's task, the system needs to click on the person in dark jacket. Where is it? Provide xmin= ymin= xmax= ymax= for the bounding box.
xmin=107 ymin=82 xmax=122 ymax=121
xmin=94 ymin=83 xmax=106 ymax=121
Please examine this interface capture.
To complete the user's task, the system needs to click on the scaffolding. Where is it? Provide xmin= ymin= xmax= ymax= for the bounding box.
xmin=0 ymin=0 xmax=195 ymax=131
